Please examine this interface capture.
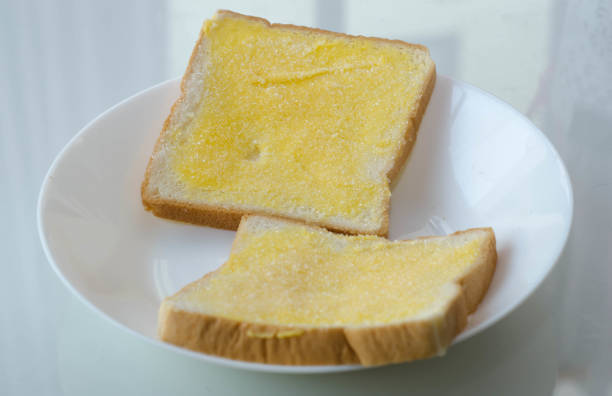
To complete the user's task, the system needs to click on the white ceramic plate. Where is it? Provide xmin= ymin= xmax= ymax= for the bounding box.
xmin=38 ymin=75 xmax=573 ymax=374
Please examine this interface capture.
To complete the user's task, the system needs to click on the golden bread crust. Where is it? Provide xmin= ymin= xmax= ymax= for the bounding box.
xmin=157 ymin=226 xmax=496 ymax=366
xmin=141 ymin=10 xmax=435 ymax=237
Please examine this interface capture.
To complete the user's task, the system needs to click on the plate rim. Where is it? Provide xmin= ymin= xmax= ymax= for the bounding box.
xmin=37 ymin=75 xmax=574 ymax=374
xmin=446 ymin=77 xmax=574 ymax=345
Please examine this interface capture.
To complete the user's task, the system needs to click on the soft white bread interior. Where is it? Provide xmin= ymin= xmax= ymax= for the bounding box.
xmin=159 ymin=215 xmax=496 ymax=366
xmin=141 ymin=10 xmax=436 ymax=236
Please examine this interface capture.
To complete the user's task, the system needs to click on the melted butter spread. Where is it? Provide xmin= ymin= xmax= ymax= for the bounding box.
xmin=169 ymin=14 xmax=432 ymax=224
xmin=184 ymin=222 xmax=480 ymax=326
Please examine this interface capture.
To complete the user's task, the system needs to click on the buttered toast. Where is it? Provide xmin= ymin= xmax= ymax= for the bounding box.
xmin=158 ymin=215 xmax=496 ymax=366
xmin=141 ymin=10 xmax=435 ymax=236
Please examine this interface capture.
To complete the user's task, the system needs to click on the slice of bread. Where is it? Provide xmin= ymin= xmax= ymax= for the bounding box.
xmin=141 ymin=10 xmax=436 ymax=236
xmin=159 ymin=215 xmax=496 ymax=366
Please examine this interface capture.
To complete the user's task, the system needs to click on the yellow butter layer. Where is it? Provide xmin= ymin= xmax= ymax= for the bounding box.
xmin=183 ymin=223 xmax=481 ymax=326
xmin=168 ymin=14 xmax=432 ymax=226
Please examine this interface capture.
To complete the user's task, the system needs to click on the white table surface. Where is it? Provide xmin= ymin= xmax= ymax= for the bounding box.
xmin=2 ymin=1 xmax=610 ymax=395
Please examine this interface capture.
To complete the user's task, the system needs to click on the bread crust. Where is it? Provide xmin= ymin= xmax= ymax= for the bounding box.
xmin=141 ymin=10 xmax=436 ymax=237
xmin=387 ymin=67 xmax=436 ymax=185
xmin=158 ymin=225 xmax=496 ymax=366
xmin=142 ymin=195 xmax=385 ymax=236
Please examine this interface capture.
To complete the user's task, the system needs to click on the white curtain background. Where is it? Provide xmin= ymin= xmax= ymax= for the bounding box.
xmin=1 ymin=1 xmax=610 ymax=394
xmin=531 ymin=1 xmax=612 ymax=394
xmin=0 ymin=1 xmax=167 ymax=393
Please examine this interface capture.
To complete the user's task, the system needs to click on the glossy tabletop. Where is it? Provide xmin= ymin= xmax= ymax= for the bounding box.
xmin=2 ymin=1 xmax=611 ymax=395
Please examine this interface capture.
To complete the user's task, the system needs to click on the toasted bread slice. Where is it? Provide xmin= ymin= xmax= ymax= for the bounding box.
xmin=142 ymin=10 xmax=436 ymax=236
xmin=159 ymin=215 xmax=496 ymax=366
